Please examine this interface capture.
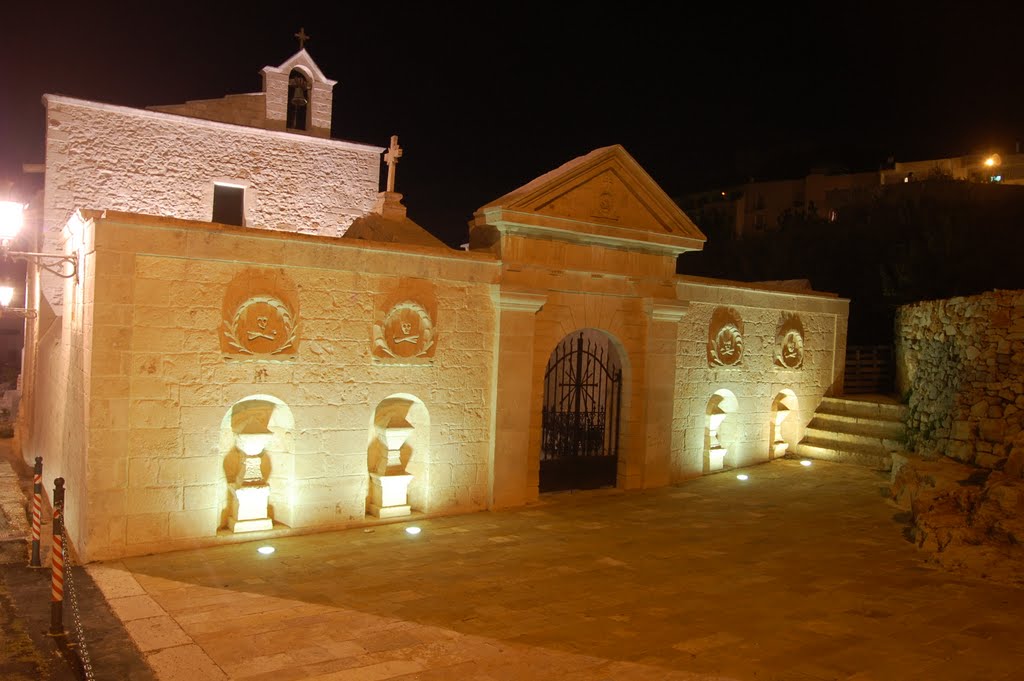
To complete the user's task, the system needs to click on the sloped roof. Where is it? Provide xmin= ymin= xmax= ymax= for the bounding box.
xmin=344 ymin=210 xmax=449 ymax=250
xmin=475 ymin=145 xmax=705 ymax=254
xmin=261 ymin=48 xmax=337 ymax=86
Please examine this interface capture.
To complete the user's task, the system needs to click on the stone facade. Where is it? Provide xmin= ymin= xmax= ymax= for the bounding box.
xmin=895 ymin=290 xmax=1024 ymax=468
xmin=17 ymin=53 xmax=850 ymax=562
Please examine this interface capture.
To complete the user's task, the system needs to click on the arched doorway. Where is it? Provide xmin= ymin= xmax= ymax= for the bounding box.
xmin=540 ymin=330 xmax=622 ymax=492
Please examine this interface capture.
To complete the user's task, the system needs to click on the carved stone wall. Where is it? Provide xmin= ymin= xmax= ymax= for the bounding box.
xmin=673 ymin=278 xmax=848 ymax=480
xmin=895 ymin=290 xmax=1024 ymax=469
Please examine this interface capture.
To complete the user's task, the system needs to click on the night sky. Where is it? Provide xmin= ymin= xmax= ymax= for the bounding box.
xmin=2 ymin=2 xmax=1021 ymax=247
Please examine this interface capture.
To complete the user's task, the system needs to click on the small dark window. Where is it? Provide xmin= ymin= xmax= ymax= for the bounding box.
xmin=212 ymin=184 xmax=245 ymax=226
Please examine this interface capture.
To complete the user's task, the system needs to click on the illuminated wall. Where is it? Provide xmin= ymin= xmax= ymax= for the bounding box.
xmin=40 ymin=95 xmax=381 ymax=313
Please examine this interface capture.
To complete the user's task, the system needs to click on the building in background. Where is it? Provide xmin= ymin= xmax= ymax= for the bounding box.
xmin=679 ymin=150 xmax=1024 ymax=240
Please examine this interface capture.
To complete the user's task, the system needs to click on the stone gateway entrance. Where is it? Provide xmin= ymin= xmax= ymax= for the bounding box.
xmin=540 ymin=331 xmax=622 ymax=492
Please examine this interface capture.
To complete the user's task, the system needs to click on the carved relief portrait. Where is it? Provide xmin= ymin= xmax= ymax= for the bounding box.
xmin=220 ymin=269 xmax=300 ymax=359
xmin=373 ymin=300 xmax=436 ymax=360
xmin=708 ymin=307 xmax=744 ymax=367
xmin=774 ymin=313 xmax=805 ymax=369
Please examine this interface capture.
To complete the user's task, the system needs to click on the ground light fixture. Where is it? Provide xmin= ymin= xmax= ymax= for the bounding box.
xmin=257 ymin=545 xmax=276 ymax=555
xmin=405 ymin=526 xmax=422 ymax=535
xmin=736 ymin=474 xmax=749 ymax=481
xmin=800 ymin=460 xmax=813 ymax=467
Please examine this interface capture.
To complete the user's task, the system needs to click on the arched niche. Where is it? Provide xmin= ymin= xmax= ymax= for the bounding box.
xmin=770 ymin=390 xmax=799 ymax=459
xmin=218 ymin=394 xmax=295 ymax=529
xmin=539 ymin=328 xmax=626 ymax=492
xmin=704 ymin=389 xmax=739 ymax=473
xmin=287 ymin=67 xmax=311 ymax=131
xmin=366 ymin=394 xmax=430 ymax=516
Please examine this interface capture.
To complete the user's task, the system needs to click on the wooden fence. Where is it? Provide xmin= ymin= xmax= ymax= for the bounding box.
xmin=844 ymin=345 xmax=894 ymax=395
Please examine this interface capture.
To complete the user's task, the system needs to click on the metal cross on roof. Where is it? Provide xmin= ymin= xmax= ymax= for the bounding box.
xmin=295 ymin=27 xmax=310 ymax=49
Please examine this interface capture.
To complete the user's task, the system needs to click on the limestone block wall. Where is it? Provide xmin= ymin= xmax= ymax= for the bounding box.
xmin=41 ymin=95 xmax=381 ymax=312
xmin=895 ymin=290 xmax=1024 ymax=468
xmin=149 ymin=93 xmax=269 ymax=130
xmin=672 ymin=277 xmax=849 ymax=480
xmin=26 ymin=212 xmax=498 ymax=561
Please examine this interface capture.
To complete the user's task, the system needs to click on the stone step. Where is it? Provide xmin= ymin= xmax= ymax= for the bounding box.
xmin=802 ymin=426 xmax=905 ymax=453
xmin=807 ymin=412 xmax=907 ymax=439
xmin=804 ymin=419 xmax=906 ymax=447
xmin=790 ymin=439 xmax=898 ymax=471
xmin=817 ymin=396 xmax=908 ymax=422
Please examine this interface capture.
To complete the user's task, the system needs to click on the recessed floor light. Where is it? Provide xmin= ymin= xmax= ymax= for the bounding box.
xmin=257 ymin=546 xmax=275 ymax=555
xmin=736 ymin=474 xmax=749 ymax=481
xmin=405 ymin=526 xmax=421 ymax=535
xmin=800 ymin=460 xmax=813 ymax=467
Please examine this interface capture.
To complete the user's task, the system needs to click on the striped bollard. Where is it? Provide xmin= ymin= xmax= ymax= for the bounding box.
xmin=48 ymin=477 xmax=65 ymax=637
xmin=29 ymin=457 xmax=42 ymax=567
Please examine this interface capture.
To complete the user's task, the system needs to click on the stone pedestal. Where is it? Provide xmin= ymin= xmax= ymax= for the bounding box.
xmin=229 ymin=484 xmax=273 ymax=532
xmin=709 ymin=447 xmax=727 ymax=472
xmin=772 ymin=405 xmax=790 ymax=459
xmin=368 ymin=473 xmax=413 ymax=518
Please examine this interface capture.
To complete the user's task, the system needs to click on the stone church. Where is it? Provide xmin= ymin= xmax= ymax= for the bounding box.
xmin=17 ymin=48 xmax=848 ymax=561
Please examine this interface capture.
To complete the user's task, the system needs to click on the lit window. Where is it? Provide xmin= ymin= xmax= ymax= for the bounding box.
xmin=212 ymin=184 xmax=245 ymax=226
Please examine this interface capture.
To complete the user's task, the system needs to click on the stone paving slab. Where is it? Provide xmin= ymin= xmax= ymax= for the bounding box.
xmin=97 ymin=460 xmax=1024 ymax=680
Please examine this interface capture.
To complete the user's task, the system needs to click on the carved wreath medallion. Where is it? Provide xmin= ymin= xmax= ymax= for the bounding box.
xmin=774 ymin=313 xmax=805 ymax=369
xmin=223 ymin=295 xmax=297 ymax=356
xmin=708 ymin=307 xmax=744 ymax=367
xmin=373 ymin=300 xmax=435 ymax=360
xmin=709 ymin=323 xmax=744 ymax=366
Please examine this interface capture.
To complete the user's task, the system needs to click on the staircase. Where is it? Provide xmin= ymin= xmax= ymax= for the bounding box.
xmin=790 ymin=396 xmax=909 ymax=470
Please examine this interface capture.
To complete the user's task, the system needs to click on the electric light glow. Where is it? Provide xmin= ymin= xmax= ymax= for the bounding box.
xmin=405 ymin=526 xmax=421 ymax=535
xmin=800 ymin=460 xmax=813 ymax=467
xmin=257 ymin=545 xmax=276 ymax=555
xmin=736 ymin=473 xmax=749 ymax=481
xmin=0 ymin=201 xmax=24 ymax=242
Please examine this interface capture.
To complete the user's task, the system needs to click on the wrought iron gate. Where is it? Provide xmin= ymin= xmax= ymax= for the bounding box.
xmin=540 ymin=333 xmax=622 ymax=492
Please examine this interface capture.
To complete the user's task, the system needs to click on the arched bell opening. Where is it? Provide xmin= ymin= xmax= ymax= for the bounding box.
xmin=286 ymin=68 xmax=311 ymax=131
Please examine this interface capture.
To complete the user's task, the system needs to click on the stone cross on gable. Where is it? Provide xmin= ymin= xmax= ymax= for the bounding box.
xmin=295 ymin=27 xmax=310 ymax=49
xmin=384 ymin=135 xmax=403 ymax=193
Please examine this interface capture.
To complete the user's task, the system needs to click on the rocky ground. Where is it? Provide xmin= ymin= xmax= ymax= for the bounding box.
xmin=890 ymin=438 xmax=1024 ymax=588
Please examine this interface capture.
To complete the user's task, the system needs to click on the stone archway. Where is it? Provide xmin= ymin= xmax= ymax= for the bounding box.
xmin=770 ymin=390 xmax=799 ymax=459
xmin=218 ymin=394 xmax=296 ymax=531
xmin=705 ymin=389 xmax=738 ymax=473
xmin=540 ymin=329 xmax=623 ymax=492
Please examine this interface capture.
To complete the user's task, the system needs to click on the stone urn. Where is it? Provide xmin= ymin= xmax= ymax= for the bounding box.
xmin=369 ymin=420 xmax=414 ymax=518
xmin=229 ymin=432 xmax=274 ymax=533
xmin=772 ymin=404 xmax=790 ymax=459
xmin=708 ymin=408 xmax=728 ymax=471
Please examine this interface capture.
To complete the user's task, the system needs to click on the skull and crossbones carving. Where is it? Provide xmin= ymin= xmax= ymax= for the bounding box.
xmin=247 ymin=315 xmax=278 ymax=341
xmin=393 ymin=320 xmax=419 ymax=344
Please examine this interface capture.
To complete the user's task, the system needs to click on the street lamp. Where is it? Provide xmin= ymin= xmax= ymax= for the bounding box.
xmin=0 ymin=200 xmax=78 ymax=318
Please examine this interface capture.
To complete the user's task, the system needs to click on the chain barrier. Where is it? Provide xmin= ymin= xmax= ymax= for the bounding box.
xmin=62 ymin=525 xmax=95 ymax=680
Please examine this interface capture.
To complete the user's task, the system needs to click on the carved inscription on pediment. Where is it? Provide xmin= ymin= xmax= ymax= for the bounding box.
xmin=708 ymin=307 xmax=744 ymax=367
xmin=373 ymin=300 xmax=436 ymax=360
xmin=223 ymin=295 xmax=297 ymax=356
xmin=774 ymin=313 xmax=805 ymax=370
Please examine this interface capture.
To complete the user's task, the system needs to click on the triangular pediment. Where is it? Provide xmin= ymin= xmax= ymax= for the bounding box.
xmin=475 ymin=145 xmax=705 ymax=254
xmin=261 ymin=49 xmax=336 ymax=86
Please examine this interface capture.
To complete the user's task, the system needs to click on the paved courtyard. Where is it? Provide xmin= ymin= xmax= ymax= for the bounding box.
xmin=84 ymin=459 xmax=1024 ymax=681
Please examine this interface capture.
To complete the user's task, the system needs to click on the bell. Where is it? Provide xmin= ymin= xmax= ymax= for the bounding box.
xmin=290 ymin=89 xmax=308 ymax=108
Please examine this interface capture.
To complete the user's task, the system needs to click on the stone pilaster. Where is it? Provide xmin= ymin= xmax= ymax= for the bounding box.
xmin=489 ymin=289 xmax=546 ymax=508
xmin=641 ymin=299 xmax=689 ymax=488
